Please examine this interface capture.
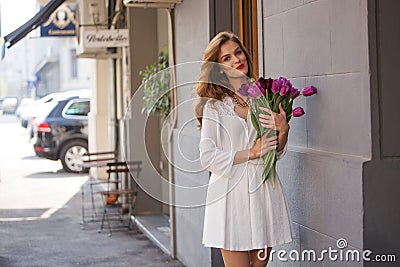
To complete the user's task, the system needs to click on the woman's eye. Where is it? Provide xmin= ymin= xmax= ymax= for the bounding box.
xmin=223 ymin=57 xmax=230 ymax=62
xmin=235 ymin=50 xmax=242 ymax=55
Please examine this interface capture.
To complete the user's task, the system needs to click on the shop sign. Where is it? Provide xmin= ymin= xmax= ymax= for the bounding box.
xmin=41 ymin=4 xmax=76 ymax=37
xmin=83 ymin=29 xmax=129 ymax=48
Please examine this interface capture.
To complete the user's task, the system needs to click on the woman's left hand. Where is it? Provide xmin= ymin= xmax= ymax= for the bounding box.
xmin=259 ymin=103 xmax=289 ymax=134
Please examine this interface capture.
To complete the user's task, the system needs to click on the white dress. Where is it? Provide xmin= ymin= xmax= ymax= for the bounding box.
xmin=200 ymin=96 xmax=295 ymax=251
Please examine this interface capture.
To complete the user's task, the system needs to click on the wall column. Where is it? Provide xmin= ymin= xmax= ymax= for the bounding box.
xmin=88 ymin=59 xmax=111 ymax=179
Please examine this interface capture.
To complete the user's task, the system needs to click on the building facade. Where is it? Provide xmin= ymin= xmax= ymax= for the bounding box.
xmin=1 ymin=0 xmax=93 ymax=100
xmin=169 ymin=0 xmax=399 ymax=266
xmin=69 ymin=0 xmax=400 ymax=266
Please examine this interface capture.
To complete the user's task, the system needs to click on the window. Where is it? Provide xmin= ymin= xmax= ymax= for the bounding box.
xmin=70 ymin=49 xmax=78 ymax=78
xmin=209 ymin=0 xmax=259 ymax=75
xmin=238 ymin=0 xmax=259 ymax=76
xmin=65 ymin=100 xmax=90 ymax=116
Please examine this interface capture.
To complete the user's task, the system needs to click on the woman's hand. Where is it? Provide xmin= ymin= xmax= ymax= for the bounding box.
xmin=258 ymin=103 xmax=289 ymax=134
xmin=249 ymin=129 xmax=278 ymax=160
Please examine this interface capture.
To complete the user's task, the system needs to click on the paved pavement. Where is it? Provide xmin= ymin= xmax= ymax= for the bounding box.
xmin=0 ymin=115 xmax=184 ymax=267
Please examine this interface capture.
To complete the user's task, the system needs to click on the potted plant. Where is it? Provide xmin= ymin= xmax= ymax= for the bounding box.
xmin=139 ymin=49 xmax=171 ymax=120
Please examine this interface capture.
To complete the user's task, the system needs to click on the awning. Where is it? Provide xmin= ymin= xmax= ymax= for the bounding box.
xmin=123 ymin=0 xmax=182 ymax=9
xmin=1 ymin=0 xmax=65 ymax=59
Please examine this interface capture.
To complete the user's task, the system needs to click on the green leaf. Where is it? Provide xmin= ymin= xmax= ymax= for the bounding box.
xmin=250 ymin=111 xmax=261 ymax=138
xmin=262 ymin=150 xmax=277 ymax=183
xmin=139 ymin=51 xmax=171 ymax=119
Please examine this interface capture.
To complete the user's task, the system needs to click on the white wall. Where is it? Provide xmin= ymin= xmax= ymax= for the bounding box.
xmin=88 ymin=59 xmax=111 ymax=179
xmin=262 ymin=0 xmax=370 ymax=265
xmin=0 ymin=40 xmax=27 ymax=97
xmin=173 ymin=0 xmax=212 ymax=266
xmin=59 ymin=38 xmax=92 ymax=92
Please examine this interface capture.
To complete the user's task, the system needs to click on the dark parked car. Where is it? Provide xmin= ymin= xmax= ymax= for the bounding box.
xmin=33 ymin=97 xmax=90 ymax=173
xmin=19 ymin=93 xmax=59 ymax=128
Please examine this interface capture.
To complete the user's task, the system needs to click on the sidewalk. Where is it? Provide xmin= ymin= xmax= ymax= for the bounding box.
xmin=0 ymin=115 xmax=184 ymax=267
xmin=0 ymin=179 xmax=184 ymax=267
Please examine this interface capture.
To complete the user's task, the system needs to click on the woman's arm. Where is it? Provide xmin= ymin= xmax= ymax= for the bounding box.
xmin=200 ymin=102 xmax=279 ymax=175
xmin=276 ymin=126 xmax=289 ymax=155
xmin=233 ymin=129 xmax=278 ymax=165
xmin=199 ymin=102 xmax=237 ymax=176
xmin=200 ymin=99 xmax=288 ymax=177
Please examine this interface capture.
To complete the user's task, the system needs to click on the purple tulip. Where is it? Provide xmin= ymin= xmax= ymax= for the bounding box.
xmin=302 ymin=86 xmax=317 ymax=97
xmin=287 ymin=85 xmax=293 ymax=95
xmin=283 ymin=79 xmax=292 ymax=87
xmin=291 ymin=88 xmax=300 ymax=99
xmin=271 ymin=79 xmax=282 ymax=93
xmin=248 ymin=85 xmax=263 ymax=98
xmin=279 ymin=77 xmax=287 ymax=84
xmin=284 ymin=80 xmax=292 ymax=93
xmin=265 ymin=78 xmax=273 ymax=89
xmin=255 ymin=81 xmax=266 ymax=95
xmin=257 ymin=77 xmax=272 ymax=90
xmin=238 ymin=84 xmax=250 ymax=96
xmin=292 ymin=107 xmax=305 ymax=117
xmin=256 ymin=78 xmax=266 ymax=89
xmin=279 ymin=85 xmax=290 ymax=96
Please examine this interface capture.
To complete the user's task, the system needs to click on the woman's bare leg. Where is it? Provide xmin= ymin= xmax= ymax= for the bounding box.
xmin=249 ymin=247 xmax=272 ymax=267
xmin=220 ymin=249 xmax=251 ymax=267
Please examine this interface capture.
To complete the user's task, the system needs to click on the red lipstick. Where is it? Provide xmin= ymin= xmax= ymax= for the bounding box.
xmin=236 ymin=64 xmax=244 ymax=70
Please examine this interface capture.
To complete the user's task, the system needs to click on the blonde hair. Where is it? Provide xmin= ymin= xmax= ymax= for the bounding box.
xmin=194 ymin=31 xmax=256 ymax=128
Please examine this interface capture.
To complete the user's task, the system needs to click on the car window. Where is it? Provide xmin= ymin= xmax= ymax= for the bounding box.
xmin=65 ymin=101 xmax=90 ymax=116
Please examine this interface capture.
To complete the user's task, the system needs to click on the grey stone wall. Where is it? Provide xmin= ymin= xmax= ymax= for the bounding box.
xmin=172 ymin=0 xmax=375 ymax=266
xmin=126 ymin=7 xmax=163 ymax=214
xmin=263 ymin=0 xmax=370 ymax=266
xmin=173 ymin=0 xmax=211 ymax=266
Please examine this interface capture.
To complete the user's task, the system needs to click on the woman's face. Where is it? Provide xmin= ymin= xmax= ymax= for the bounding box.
xmin=218 ymin=40 xmax=249 ymax=78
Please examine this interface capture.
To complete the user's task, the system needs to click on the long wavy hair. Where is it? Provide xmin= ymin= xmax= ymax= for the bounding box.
xmin=194 ymin=31 xmax=256 ymax=128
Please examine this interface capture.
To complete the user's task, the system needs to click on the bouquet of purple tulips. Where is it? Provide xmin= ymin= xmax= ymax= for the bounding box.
xmin=238 ymin=76 xmax=317 ymax=185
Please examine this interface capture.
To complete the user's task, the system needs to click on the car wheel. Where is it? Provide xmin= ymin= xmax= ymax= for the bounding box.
xmin=60 ymin=139 xmax=89 ymax=173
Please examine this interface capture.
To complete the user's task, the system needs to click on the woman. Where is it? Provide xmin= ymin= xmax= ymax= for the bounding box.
xmin=195 ymin=31 xmax=294 ymax=267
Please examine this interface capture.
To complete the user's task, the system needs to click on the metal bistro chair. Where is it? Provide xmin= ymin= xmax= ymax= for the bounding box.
xmin=80 ymin=151 xmax=118 ymax=228
xmin=98 ymin=161 xmax=142 ymax=236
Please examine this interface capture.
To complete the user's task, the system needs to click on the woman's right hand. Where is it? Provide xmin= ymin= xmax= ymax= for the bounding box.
xmin=249 ymin=129 xmax=278 ymax=160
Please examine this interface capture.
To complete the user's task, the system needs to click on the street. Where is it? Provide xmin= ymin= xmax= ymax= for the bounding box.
xmin=0 ymin=115 xmax=184 ymax=267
